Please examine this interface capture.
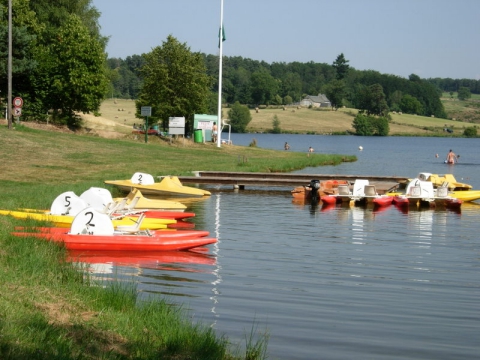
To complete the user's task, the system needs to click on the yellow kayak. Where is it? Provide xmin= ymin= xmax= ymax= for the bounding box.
xmin=105 ymin=173 xmax=211 ymax=197
xmin=0 ymin=210 xmax=174 ymax=229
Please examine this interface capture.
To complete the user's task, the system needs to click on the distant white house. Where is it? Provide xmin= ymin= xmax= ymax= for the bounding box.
xmin=300 ymin=93 xmax=331 ymax=108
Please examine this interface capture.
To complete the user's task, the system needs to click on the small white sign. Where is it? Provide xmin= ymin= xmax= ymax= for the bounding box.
xmin=169 ymin=116 xmax=185 ymax=127
xmin=13 ymin=107 xmax=22 ymax=116
xmin=196 ymin=121 xmax=213 ymax=130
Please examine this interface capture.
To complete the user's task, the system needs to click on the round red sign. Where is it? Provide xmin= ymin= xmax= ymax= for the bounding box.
xmin=13 ymin=97 xmax=23 ymax=107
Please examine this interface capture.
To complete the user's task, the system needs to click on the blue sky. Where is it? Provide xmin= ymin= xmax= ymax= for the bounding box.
xmin=93 ymin=0 xmax=479 ymax=80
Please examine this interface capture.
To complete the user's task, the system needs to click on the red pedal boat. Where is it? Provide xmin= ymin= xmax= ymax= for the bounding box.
xmin=12 ymin=208 xmax=215 ymax=252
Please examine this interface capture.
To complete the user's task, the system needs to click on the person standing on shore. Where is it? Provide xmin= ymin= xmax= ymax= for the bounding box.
xmin=446 ymin=149 xmax=458 ymax=164
xmin=212 ymin=122 xmax=218 ymax=143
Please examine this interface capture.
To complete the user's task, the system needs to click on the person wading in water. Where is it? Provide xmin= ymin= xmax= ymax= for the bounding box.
xmin=446 ymin=149 xmax=458 ymax=164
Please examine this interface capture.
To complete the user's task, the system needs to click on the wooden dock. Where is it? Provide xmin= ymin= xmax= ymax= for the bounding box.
xmin=177 ymin=171 xmax=407 ymax=194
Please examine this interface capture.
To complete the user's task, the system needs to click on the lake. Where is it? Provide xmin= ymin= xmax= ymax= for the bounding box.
xmin=82 ymin=135 xmax=480 ymax=360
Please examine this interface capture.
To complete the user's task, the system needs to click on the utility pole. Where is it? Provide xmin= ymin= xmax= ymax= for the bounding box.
xmin=7 ymin=0 xmax=12 ymax=129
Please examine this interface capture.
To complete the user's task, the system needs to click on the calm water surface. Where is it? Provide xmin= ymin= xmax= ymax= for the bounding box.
xmin=83 ymin=136 xmax=480 ymax=360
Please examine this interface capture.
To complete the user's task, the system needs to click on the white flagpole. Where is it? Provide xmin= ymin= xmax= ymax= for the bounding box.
xmin=216 ymin=0 xmax=224 ymax=148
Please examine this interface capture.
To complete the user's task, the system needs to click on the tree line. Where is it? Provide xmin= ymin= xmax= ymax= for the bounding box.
xmin=109 ymin=51 xmax=479 ymax=121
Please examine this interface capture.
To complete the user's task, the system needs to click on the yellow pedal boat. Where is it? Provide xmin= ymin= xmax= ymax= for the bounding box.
xmin=105 ymin=172 xmax=211 ymax=197
xmin=114 ymin=188 xmax=187 ymax=210
xmin=0 ymin=209 xmax=174 ymax=229
xmin=390 ymin=172 xmax=480 ymax=202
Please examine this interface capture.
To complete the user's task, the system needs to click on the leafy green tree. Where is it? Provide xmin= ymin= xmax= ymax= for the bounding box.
xmin=352 ymin=113 xmax=389 ymax=136
xmin=0 ymin=0 xmax=107 ymax=123
xmin=332 ymin=53 xmax=350 ymax=80
xmin=136 ymin=35 xmax=212 ymax=131
xmin=281 ymin=72 xmax=303 ymax=101
xmin=0 ymin=1 xmax=42 ymax=119
xmin=408 ymin=73 xmax=421 ymax=82
xmin=271 ymin=115 xmax=281 ymax=134
xmin=228 ymin=101 xmax=251 ymax=133
xmin=388 ymin=90 xmax=403 ymax=111
xmin=458 ymin=86 xmax=471 ymax=101
xmin=357 ymin=83 xmax=389 ymax=116
xmin=107 ymin=56 xmax=144 ymax=99
xmin=250 ymin=69 xmax=279 ymax=105
xmin=323 ymin=79 xmax=345 ymax=110
xmin=352 ymin=113 xmax=373 ymax=135
xmin=463 ymin=126 xmax=477 ymax=137
xmin=371 ymin=116 xmax=390 ymax=136
xmin=30 ymin=0 xmax=103 ymax=40
xmin=400 ymin=94 xmax=423 ymax=115
xmin=283 ymin=95 xmax=293 ymax=105
xmin=36 ymin=14 xmax=108 ymax=125
xmin=272 ymin=94 xmax=282 ymax=105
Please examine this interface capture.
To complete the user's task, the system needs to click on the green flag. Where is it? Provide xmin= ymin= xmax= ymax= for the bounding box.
xmin=218 ymin=25 xmax=226 ymax=48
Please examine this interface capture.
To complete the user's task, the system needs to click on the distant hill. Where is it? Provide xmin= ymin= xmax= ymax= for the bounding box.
xmin=441 ymin=93 xmax=480 ymax=123
xmin=82 ymin=99 xmax=476 ymax=138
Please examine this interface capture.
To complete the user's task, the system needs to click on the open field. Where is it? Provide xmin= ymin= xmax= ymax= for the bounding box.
xmin=83 ymin=99 xmax=476 ymax=138
xmin=441 ymin=92 xmax=480 ymax=123
xmin=245 ymin=106 xmax=464 ymax=135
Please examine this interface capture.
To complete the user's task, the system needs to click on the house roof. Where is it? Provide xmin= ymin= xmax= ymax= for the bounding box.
xmin=304 ymin=93 xmax=330 ymax=103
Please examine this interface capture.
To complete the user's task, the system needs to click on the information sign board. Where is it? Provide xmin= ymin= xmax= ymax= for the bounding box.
xmin=141 ymin=106 xmax=152 ymax=117
xmin=168 ymin=116 xmax=185 ymax=127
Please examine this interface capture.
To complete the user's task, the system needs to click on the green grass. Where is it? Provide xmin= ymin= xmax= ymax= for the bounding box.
xmin=0 ymin=220 xmax=236 ymax=359
xmin=1 ymin=123 xmax=355 ymax=190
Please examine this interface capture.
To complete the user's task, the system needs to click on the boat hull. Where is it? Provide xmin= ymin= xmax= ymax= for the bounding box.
xmin=448 ymin=190 xmax=480 ymax=202
xmin=15 ymin=227 xmax=209 ymax=238
xmin=372 ymin=196 xmax=393 ymax=207
xmin=0 ymin=210 xmax=174 ymax=230
xmin=13 ymin=232 xmax=217 ymax=251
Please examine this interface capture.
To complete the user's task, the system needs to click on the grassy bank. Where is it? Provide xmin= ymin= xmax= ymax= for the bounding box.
xmin=0 ymin=124 xmax=355 ymax=359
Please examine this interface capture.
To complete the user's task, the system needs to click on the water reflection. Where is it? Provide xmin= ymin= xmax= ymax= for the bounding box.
xmin=68 ymin=249 xmax=216 ymax=274
xmin=210 ymin=194 xmax=223 ymax=325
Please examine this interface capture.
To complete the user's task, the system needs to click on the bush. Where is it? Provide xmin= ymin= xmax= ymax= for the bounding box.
xmin=352 ymin=113 xmax=389 ymax=136
xmin=271 ymin=115 xmax=281 ymax=134
xmin=464 ymin=126 xmax=477 ymax=137
xmin=228 ymin=101 xmax=252 ymax=133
